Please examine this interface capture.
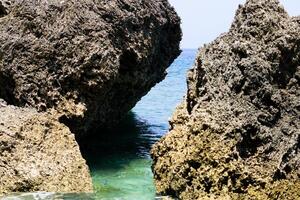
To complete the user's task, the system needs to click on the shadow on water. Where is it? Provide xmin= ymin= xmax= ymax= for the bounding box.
xmin=78 ymin=112 xmax=165 ymax=199
xmin=80 ymin=111 xmax=164 ymax=168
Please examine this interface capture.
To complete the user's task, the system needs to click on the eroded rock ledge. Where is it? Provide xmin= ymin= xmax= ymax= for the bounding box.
xmin=151 ymin=0 xmax=300 ymax=199
xmin=0 ymin=0 xmax=181 ymax=136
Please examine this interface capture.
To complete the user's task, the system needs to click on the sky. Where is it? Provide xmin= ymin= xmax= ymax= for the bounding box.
xmin=168 ymin=0 xmax=300 ymax=49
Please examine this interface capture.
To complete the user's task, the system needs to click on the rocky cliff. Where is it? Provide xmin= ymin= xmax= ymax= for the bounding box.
xmin=0 ymin=0 xmax=181 ymax=136
xmin=151 ymin=0 xmax=300 ymax=199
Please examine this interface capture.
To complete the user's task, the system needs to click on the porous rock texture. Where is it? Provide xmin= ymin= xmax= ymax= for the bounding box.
xmin=0 ymin=100 xmax=93 ymax=194
xmin=0 ymin=0 xmax=181 ymax=136
xmin=151 ymin=0 xmax=300 ymax=199
xmin=0 ymin=0 xmax=180 ymax=195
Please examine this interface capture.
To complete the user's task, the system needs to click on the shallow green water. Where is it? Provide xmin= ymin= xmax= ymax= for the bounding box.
xmin=1 ymin=49 xmax=197 ymax=200
xmin=81 ymin=113 xmax=159 ymax=200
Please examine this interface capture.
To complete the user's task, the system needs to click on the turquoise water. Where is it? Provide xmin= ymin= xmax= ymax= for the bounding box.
xmin=1 ymin=49 xmax=197 ymax=200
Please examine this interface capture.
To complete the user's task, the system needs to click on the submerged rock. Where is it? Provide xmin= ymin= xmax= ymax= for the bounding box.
xmin=0 ymin=100 xmax=93 ymax=194
xmin=151 ymin=0 xmax=300 ymax=199
xmin=0 ymin=0 xmax=181 ymax=136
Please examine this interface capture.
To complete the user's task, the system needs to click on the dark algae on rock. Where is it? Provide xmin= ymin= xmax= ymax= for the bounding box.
xmin=151 ymin=0 xmax=300 ymax=199
xmin=0 ymin=0 xmax=181 ymax=136
xmin=0 ymin=0 xmax=181 ymax=195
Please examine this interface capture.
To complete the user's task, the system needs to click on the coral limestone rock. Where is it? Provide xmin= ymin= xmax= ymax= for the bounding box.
xmin=0 ymin=0 xmax=180 ymax=194
xmin=151 ymin=0 xmax=300 ymax=199
xmin=0 ymin=0 xmax=181 ymax=136
xmin=0 ymin=101 xmax=93 ymax=194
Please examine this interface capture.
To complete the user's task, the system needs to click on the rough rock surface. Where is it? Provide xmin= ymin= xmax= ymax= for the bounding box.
xmin=0 ymin=0 xmax=181 ymax=136
xmin=0 ymin=100 xmax=93 ymax=194
xmin=151 ymin=0 xmax=300 ymax=199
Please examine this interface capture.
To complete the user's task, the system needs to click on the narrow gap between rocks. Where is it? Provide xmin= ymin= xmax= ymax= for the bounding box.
xmin=72 ymin=49 xmax=197 ymax=199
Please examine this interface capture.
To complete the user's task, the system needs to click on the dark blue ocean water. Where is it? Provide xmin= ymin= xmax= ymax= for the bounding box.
xmin=1 ymin=49 xmax=198 ymax=200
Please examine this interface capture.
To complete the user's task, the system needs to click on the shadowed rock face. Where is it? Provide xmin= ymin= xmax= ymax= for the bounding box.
xmin=0 ymin=0 xmax=181 ymax=136
xmin=0 ymin=100 xmax=93 ymax=194
xmin=151 ymin=0 xmax=300 ymax=199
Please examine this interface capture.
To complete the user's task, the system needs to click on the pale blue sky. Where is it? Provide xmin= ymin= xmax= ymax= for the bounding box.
xmin=168 ymin=0 xmax=300 ymax=49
